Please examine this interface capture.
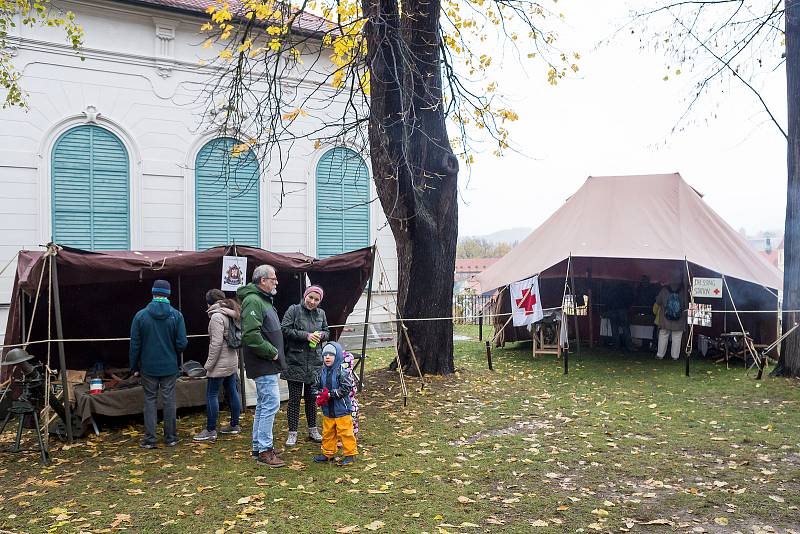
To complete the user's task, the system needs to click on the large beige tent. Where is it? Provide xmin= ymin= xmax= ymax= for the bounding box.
xmin=478 ymin=173 xmax=782 ymax=348
xmin=479 ymin=173 xmax=782 ymax=291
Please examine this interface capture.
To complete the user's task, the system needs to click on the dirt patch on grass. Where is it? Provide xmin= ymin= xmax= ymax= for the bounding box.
xmin=449 ymin=418 xmax=552 ymax=446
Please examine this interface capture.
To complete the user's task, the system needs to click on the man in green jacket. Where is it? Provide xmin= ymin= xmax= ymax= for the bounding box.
xmin=238 ymin=264 xmax=286 ymax=467
xmin=130 ymin=279 xmax=188 ymax=449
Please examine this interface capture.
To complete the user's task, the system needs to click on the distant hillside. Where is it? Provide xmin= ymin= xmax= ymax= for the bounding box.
xmin=464 ymin=227 xmax=531 ymax=245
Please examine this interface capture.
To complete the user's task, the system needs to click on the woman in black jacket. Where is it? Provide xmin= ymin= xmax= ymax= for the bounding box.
xmin=280 ymin=285 xmax=329 ymax=445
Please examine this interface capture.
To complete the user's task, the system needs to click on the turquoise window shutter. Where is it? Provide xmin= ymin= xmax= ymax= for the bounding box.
xmin=51 ymin=125 xmax=130 ymax=250
xmin=316 ymin=147 xmax=370 ymax=258
xmin=195 ymin=138 xmax=260 ymax=250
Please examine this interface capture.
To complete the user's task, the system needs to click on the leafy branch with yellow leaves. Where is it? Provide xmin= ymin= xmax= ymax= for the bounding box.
xmin=199 ymin=0 xmax=577 ymax=374
xmin=1 ymin=0 xmax=83 ymax=108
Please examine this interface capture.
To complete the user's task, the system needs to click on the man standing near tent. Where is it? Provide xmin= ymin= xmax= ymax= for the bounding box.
xmin=130 ymin=279 xmax=188 ymax=449
xmin=238 ymin=264 xmax=287 ymax=468
xmin=655 ymin=276 xmax=688 ymax=360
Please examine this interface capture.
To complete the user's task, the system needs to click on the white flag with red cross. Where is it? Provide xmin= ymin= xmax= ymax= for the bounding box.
xmin=510 ymin=275 xmax=543 ymax=327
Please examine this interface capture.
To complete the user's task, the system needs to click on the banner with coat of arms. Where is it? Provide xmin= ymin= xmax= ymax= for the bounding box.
xmin=221 ymin=256 xmax=247 ymax=291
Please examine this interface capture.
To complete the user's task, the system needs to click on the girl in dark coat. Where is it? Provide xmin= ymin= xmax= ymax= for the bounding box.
xmin=280 ymin=285 xmax=329 ymax=445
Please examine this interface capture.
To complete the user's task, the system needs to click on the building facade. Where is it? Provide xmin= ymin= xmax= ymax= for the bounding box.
xmin=0 ymin=0 xmax=398 ymax=338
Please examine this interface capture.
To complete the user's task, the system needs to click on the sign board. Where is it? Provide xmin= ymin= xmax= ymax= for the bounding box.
xmin=688 ymin=302 xmax=712 ymax=327
xmin=692 ymin=277 xmax=723 ymax=299
xmin=221 ymin=256 xmax=247 ymax=291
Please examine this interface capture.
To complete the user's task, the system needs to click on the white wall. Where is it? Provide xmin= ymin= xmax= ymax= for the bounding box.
xmin=0 ymin=0 xmax=398 ymax=338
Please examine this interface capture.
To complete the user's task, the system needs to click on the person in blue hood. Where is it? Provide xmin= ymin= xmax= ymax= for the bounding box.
xmin=312 ymin=341 xmax=357 ymax=465
xmin=129 ymin=279 xmax=188 ymax=449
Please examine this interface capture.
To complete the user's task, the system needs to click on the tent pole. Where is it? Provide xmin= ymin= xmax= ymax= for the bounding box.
xmin=684 ymin=258 xmax=694 ymax=377
xmin=50 ymin=250 xmax=73 ymax=443
xmin=723 ymin=276 xmax=760 ymax=369
xmin=19 ymin=290 xmax=27 ymax=346
xmin=560 ymin=257 xmax=571 ymax=375
xmin=587 ymin=267 xmax=593 ymax=348
xmin=358 ymin=244 xmax=377 ymax=392
xmin=177 ymin=275 xmax=184 ymax=369
xmin=569 ymin=255 xmax=581 ymax=357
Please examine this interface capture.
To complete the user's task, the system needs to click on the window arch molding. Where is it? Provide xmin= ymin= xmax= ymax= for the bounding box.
xmin=311 ymin=146 xmax=372 ymax=258
xmin=38 ymin=112 xmax=141 ymax=248
xmin=185 ymin=132 xmax=264 ymax=250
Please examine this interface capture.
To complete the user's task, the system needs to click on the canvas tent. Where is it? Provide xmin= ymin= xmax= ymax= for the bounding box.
xmin=2 ymin=245 xmax=373 ymax=372
xmin=478 ymin=174 xmax=782 ymax=347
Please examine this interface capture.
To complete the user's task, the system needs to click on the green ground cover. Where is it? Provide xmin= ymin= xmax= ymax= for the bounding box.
xmin=1 ymin=326 xmax=798 ymax=533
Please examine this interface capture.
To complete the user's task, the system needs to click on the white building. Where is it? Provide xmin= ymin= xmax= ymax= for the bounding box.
xmin=0 ymin=0 xmax=398 ymax=339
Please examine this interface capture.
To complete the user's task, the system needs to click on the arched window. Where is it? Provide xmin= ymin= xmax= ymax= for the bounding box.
xmin=195 ymin=137 xmax=260 ymax=250
xmin=315 ymin=147 xmax=370 ymax=258
xmin=51 ymin=125 xmax=130 ymax=250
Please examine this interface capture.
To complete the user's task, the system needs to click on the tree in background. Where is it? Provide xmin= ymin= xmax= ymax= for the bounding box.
xmin=457 ymin=237 xmax=512 ymax=259
xmin=201 ymin=0 xmax=576 ymax=374
xmin=1 ymin=0 xmax=82 ymax=107
xmin=632 ymin=0 xmax=799 ymax=377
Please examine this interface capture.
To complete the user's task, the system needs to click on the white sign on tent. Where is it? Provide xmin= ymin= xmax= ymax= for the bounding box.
xmin=510 ymin=275 xmax=543 ymax=327
xmin=221 ymin=256 xmax=247 ymax=291
xmin=692 ymin=277 xmax=723 ymax=299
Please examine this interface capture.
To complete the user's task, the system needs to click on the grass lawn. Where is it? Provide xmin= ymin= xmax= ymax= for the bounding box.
xmin=1 ymin=326 xmax=799 ymax=533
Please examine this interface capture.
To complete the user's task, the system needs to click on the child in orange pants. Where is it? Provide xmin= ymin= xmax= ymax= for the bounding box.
xmin=312 ymin=342 xmax=357 ymax=465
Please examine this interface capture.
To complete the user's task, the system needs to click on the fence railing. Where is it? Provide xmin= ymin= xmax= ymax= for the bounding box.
xmin=453 ymin=293 xmax=492 ymax=324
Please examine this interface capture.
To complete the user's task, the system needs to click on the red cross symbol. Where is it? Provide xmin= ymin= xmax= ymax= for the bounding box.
xmin=515 ymin=289 xmax=537 ymax=315
xmin=713 ymin=288 xmax=721 ymax=295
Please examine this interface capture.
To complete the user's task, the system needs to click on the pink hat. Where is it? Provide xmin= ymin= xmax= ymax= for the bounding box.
xmin=304 ymin=285 xmax=324 ymax=301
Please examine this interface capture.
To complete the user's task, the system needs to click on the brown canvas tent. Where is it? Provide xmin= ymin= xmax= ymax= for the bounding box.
xmin=478 ymin=174 xmax=782 ymax=347
xmin=2 ymin=245 xmax=373 ymax=371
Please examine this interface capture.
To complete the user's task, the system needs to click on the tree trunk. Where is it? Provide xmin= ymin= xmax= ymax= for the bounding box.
xmin=363 ymin=0 xmax=458 ymax=375
xmin=774 ymin=0 xmax=800 ymax=378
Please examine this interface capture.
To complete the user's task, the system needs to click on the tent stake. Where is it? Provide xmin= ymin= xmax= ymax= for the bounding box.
xmin=50 ymin=249 xmax=73 ymax=443
xmin=486 ymin=340 xmax=493 ymax=371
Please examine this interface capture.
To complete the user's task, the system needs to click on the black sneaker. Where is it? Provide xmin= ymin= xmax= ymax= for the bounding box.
xmin=165 ymin=439 xmax=179 ymax=447
xmin=140 ymin=441 xmax=157 ymax=449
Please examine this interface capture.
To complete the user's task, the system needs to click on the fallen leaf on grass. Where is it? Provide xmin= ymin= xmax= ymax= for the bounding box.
xmin=402 ymin=489 xmax=417 ymax=495
xmin=364 ymin=520 xmax=385 ymax=530
xmin=457 ymin=496 xmax=475 ymax=504
xmin=768 ymin=495 xmax=785 ymax=503
xmin=714 ymin=517 xmax=729 ymax=525
xmin=110 ymin=513 xmax=131 ymax=528
xmin=639 ymin=519 xmax=673 ymax=526
xmin=335 ymin=527 xmax=360 ymax=533
xmin=531 ymin=519 xmax=548 ymax=527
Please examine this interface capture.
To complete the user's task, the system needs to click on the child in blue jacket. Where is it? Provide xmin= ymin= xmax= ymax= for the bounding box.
xmin=312 ymin=342 xmax=357 ymax=465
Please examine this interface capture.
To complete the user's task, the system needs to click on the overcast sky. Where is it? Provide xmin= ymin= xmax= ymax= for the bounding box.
xmin=456 ymin=1 xmax=788 ymax=239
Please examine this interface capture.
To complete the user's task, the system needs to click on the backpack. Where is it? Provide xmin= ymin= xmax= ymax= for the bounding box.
xmin=665 ymin=290 xmax=682 ymax=321
xmin=224 ymin=315 xmax=242 ymax=349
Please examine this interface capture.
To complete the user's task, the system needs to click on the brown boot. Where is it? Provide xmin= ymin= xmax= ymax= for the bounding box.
xmin=257 ymin=449 xmax=285 ymax=468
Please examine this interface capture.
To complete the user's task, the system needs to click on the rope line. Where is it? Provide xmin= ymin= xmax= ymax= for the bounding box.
xmin=1 ymin=307 xmax=795 ymax=351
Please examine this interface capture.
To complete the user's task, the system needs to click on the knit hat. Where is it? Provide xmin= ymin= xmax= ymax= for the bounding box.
xmin=304 ymin=285 xmax=324 ymax=301
xmin=152 ymin=279 xmax=171 ymax=296
xmin=321 ymin=343 xmax=337 ymax=357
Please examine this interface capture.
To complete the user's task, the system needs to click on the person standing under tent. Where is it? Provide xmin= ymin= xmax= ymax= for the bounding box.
xmin=655 ymin=276 xmax=688 ymax=360
xmin=238 ymin=264 xmax=287 ymax=468
xmin=193 ymin=289 xmax=242 ymax=443
xmin=280 ymin=285 xmax=329 ymax=446
xmin=129 ymin=279 xmax=188 ymax=449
